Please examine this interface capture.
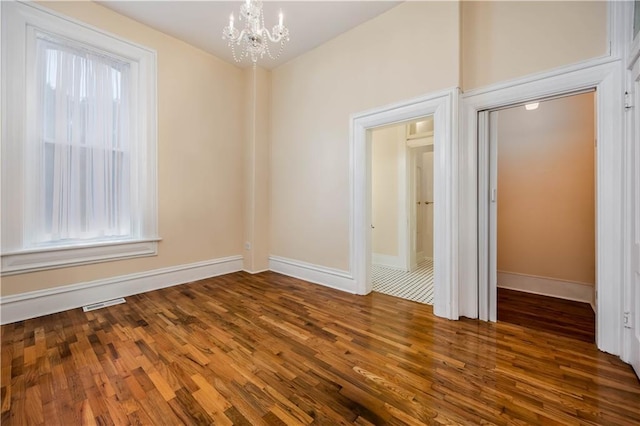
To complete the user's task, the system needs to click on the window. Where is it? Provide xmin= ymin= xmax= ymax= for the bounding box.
xmin=2 ymin=2 xmax=158 ymax=274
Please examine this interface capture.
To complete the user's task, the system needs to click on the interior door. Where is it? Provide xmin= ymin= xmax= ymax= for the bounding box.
xmin=416 ymin=163 xmax=423 ymax=258
xmin=488 ymin=112 xmax=499 ymax=322
xmin=409 ymin=145 xmax=428 ymax=271
xmin=630 ymin=47 xmax=640 ymax=378
xmin=478 ymin=110 xmax=500 ymax=322
xmin=477 ymin=111 xmax=491 ymax=321
xmin=423 ymin=151 xmax=434 ymax=259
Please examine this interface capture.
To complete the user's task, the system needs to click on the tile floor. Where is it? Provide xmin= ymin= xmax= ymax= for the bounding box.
xmin=372 ymin=258 xmax=434 ymax=305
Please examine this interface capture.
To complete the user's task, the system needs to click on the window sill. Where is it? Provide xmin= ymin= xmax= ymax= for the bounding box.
xmin=1 ymin=238 xmax=161 ymax=276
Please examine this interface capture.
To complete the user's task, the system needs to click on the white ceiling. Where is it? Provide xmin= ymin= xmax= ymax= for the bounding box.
xmin=98 ymin=1 xmax=402 ymax=69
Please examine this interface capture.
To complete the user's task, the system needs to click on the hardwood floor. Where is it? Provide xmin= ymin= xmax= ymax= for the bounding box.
xmin=498 ymin=288 xmax=596 ymax=343
xmin=2 ymin=271 xmax=639 ymax=425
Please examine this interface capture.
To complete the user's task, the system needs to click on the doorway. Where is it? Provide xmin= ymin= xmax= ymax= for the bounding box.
xmin=487 ymin=92 xmax=596 ymax=342
xmin=369 ymin=118 xmax=435 ymax=304
xmin=351 ymin=89 xmax=458 ymax=320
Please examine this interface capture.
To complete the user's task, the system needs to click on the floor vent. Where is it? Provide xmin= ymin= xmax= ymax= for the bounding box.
xmin=82 ymin=298 xmax=126 ymax=312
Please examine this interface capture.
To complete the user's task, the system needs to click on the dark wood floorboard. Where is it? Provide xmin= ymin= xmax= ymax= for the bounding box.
xmin=2 ymin=271 xmax=639 ymax=425
xmin=498 ymin=288 xmax=596 ymax=343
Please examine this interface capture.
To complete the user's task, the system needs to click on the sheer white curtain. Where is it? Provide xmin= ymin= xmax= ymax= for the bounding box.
xmin=34 ymin=35 xmax=131 ymax=244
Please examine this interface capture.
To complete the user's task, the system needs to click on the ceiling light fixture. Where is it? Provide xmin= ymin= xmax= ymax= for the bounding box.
xmin=525 ymin=102 xmax=539 ymax=111
xmin=222 ymin=0 xmax=290 ymax=65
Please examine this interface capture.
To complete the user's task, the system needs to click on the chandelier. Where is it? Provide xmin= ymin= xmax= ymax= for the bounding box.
xmin=222 ymin=0 xmax=290 ymax=64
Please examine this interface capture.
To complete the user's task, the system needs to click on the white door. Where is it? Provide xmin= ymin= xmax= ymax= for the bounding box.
xmin=629 ymin=49 xmax=640 ymax=378
xmin=423 ymin=151 xmax=434 ymax=259
xmin=477 ymin=110 xmax=502 ymax=322
xmin=416 ymin=163 xmax=424 ymax=259
xmin=477 ymin=111 xmax=492 ymax=321
xmin=409 ymin=145 xmax=429 ymax=271
xmin=488 ymin=112 xmax=499 ymax=322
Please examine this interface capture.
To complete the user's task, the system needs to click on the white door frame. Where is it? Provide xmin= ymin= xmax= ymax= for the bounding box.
xmin=350 ymin=88 xmax=459 ymax=319
xmin=623 ymin=28 xmax=640 ymax=375
xmin=461 ymin=58 xmax=625 ymax=356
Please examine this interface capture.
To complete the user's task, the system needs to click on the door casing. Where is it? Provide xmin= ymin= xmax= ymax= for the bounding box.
xmin=464 ymin=59 xmax=625 ymax=356
xmin=350 ymin=88 xmax=459 ymax=320
xmin=624 ymin=31 xmax=640 ymax=376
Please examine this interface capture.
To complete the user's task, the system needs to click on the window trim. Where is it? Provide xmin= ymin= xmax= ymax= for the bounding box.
xmin=1 ymin=1 xmax=159 ymax=275
xmin=2 ymin=239 xmax=161 ymax=276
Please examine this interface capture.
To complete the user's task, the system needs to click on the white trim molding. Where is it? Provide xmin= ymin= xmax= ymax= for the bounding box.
xmin=0 ymin=255 xmax=243 ymax=324
xmin=609 ymin=0 xmax=631 ymax=61
xmin=462 ymin=58 xmax=625 ymax=356
xmin=350 ymin=88 xmax=459 ymax=320
xmin=497 ymin=271 xmax=594 ymax=305
xmin=1 ymin=239 xmax=161 ymax=276
xmin=621 ymin=0 xmax=640 ymax=373
xmin=269 ymin=256 xmax=355 ymax=294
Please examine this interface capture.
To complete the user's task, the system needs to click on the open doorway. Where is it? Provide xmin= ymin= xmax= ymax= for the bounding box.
xmin=370 ymin=117 xmax=435 ymax=305
xmin=352 ymin=89 xmax=457 ymax=319
xmin=488 ymin=92 xmax=596 ymax=342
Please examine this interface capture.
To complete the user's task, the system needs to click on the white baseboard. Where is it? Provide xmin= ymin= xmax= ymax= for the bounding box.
xmin=497 ymin=271 xmax=594 ymax=305
xmin=243 ymin=268 xmax=270 ymax=274
xmin=372 ymin=253 xmax=405 ymax=270
xmin=0 ymin=255 xmax=243 ymax=325
xmin=269 ymin=256 xmax=356 ymax=294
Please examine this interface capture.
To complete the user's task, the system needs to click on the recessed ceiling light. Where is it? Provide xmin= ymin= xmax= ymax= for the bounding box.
xmin=525 ymin=102 xmax=539 ymax=111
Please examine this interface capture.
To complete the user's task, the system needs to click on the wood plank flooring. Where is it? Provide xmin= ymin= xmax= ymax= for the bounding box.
xmin=498 ymin=288 xmax=596 ymax=343
xmin=2 ymin=271 xmax=639 ymax=425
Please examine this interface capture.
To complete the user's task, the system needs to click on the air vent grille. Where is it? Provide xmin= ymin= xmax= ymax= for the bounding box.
xmin=82 ymin=298 xmax=126 ymax=312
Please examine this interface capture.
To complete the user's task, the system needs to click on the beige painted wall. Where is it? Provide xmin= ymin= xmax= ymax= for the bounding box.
xmin=497 ymin=93 xmax=595 ymax=285
xmin=243 ymin=67 xmax=271 ymax=272
xmin=1 ymin=1 xmax=245 ymax=296
xmin=270 ymin=1 xmax=461 ymax=270
xmin=371 ymin=126 xmax=401 ymax=257
xmin=462 ymin=1 xmax=608 ymax=90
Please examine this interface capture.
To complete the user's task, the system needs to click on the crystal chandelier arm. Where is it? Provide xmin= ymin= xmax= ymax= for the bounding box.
xmin=223 ymin=27 xmax=247 ymax=44
xmin=233 ymin=29 xmax=248 ymax=44
xmin=263 ymin=27 xmax=284 ymax=43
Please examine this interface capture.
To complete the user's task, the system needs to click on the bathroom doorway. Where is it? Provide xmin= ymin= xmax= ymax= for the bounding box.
xmin=370 ymin=117 xmax=434 ymax=305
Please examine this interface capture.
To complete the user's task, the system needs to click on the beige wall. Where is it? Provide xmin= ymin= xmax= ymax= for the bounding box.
xmin=497 ymin=93 xmax=595 ymax=285
xmin=371 ymin=126 xmax=402 ymax=257
xmin=1 ymin=1 xmax=245 ymax=296
xmin=462 ymin=1 xmax=608 ymax=90
xmin=243 ymin=67 xmax=271 ymax=272
xmin=270 ymin=1 xmax=461 ymax=270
